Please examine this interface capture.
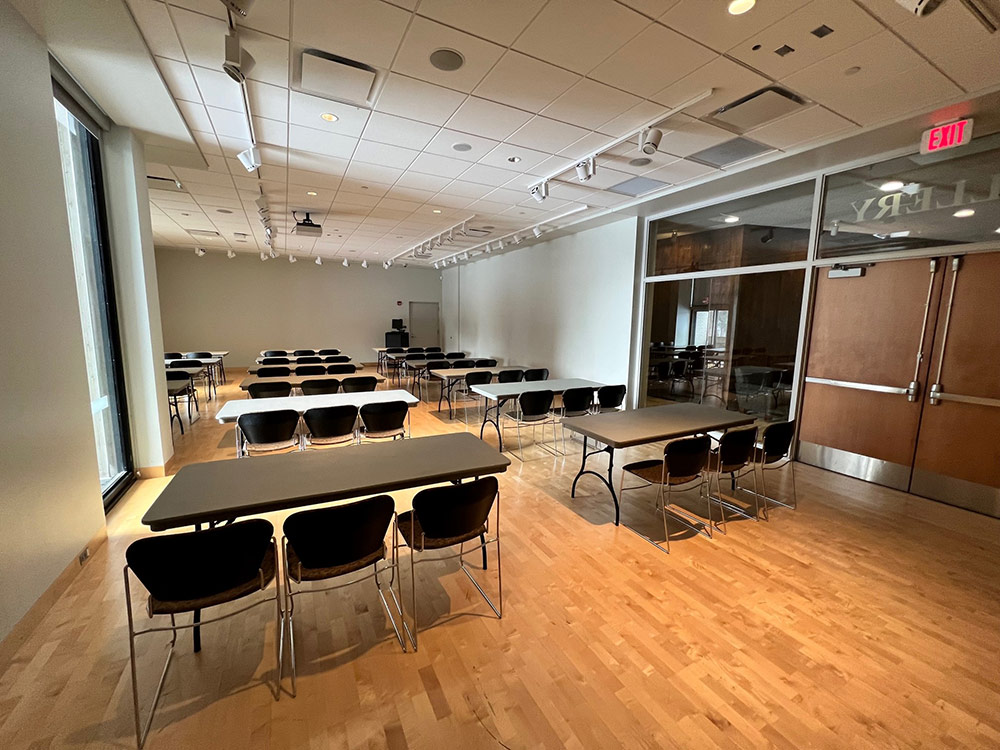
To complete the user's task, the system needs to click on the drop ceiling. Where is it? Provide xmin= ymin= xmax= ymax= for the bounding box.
xmin=124 ymin=0 xmax=1000 ymax=266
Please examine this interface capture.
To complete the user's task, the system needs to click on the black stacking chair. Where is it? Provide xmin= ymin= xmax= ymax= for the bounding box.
xmin=445 ymin=351 xmax=465 ymax=359
xmin=402 ymin=352 xmax=426 ymax=388
xmin=169 ymin=359 xmax=211 ymax=397
xmin=383 ymin=347 xmax=405 ymax=377
xmin=236 ymin=409 xmax=299 ymax=457
xmin=256 ymin=366 xmax=291 ymax=378
xmin=318 ymin=348 xmax=340 ymax=355
xmin=452 ymin=359 xmax=476 ymax=369
xmin=326 ymin=363 xmax=358 ymax=375
xmin=657 ymin=360 xmax=689 ymax=397
xmin=707 ymin=427 xmax=760 ymax=526
xmin=293 ymin=349 xmax=315 ymax=356
xmin=281 ymin=496 xmax=406 ymax=694
xmin=554 ymin=386 xmax=594 ymax=452
xmin=397 ymin=476 xmax=501 ymax=650
xmin=620 ymin=434 xmax=712 ymax=552
xmin=263 ymin=350 xmax=287 ymax=357
xmin=295 ymin=356 xmax=321 ymax=364
xmin=342 ymin=376 xmax=378 ymax=393
xmin=418 ymin=357 xmax=448 ymax=399
xmin=405 ymin=347 xmax=424 ymax=354
xmin=359 ymin=400 xmax=408 ymax=441
xmin=424 ymin=346 xmax=442 ymax=353
xmin=261 ymin=357 xmax=290 ymax=365
xmin=324 ymin=355 xmax=351 ymax=363
xmin=475 ymin=358 xmax=497 ymax=368
xmin=523 ymin=368 xmax=549 ymax=382
xmin=502 ymin=390 xmax=557 ymax=461
xmin=248 ymin=381 xmax=292 ymax=400
xmin=294 ymin=365 xmax=326 ymax=376
xmin=301 ymin=405 xmax=358 ymax=448
xmin=123 ymin=519 xmax=282 ymax=748
xmin=165 ymin=371 xmax=197 ymax=434
xmin=300 ymin=379 xmax=340 ymax=396
xmin=186 ymin=351 xmax=212 ymax=359
xmin=497 ymin=370 xmax=524 ymax=383
xmin=164 ymin=351 xmax=182 ymax=359
xmin=462 ymin=371 xmax=493 ymax=425
xmin=752 ymin=420 xmax=797 ymax=517
xmin=597 ymin=384 xmax=626 ymax=413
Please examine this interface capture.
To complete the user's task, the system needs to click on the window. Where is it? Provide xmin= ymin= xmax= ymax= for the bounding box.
xmin=54 ymin=96 xmax=133 ymax=507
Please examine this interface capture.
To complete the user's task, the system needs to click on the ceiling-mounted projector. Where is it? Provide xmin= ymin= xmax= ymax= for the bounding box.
xmin=291 ymin=212 xmax=323 ymax=238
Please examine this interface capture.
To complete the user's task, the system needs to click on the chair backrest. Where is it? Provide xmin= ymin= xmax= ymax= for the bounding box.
xmin=261 ymin=357 xmax=290 ymax=365
xmin=452 ymin=359 xmax=476 ymax=368
xmin=294 ymin=365 xmax=326 ymax=376
xmin=126 ymin=519 xmax=274 ymax=605
xmin=561 ymin=387 xmax=594 ymax=415
xmin=324 ymin=355 xmax=350 ymax=363
xmin=303 ymin=405 xmax=358 ymax=439
xmin=283 ymin=495 xmax=393 ymax=571
xmin=661 ymin=360 xmax=686 ymax=379
xmin=237 ymin=409 xmax=299 ymax=443
xmin=412 ymin=476 xmax=498 ymax=542
xmin=445 ymin=351 xmax=465 ymax=358
xmin=318 ymin=348 xmax=340 ymax=355
xmin=359 ymin=400 xmax=407 ymax=433
xmin=293 ymin=349 xmax=315 ymax=356
xmin=597 ymin=384 xmax=626 ymax=410
xmin=497 ymin=369 xmax=524 ymax=383
xmin=523 ymin=368 xmax=549 ymax=382
xmin=167 ymin=360 xmax=193 ymax=369
xmin=663 ymin=434 xmax=711 ymax=479
xmin=300 ymin=379 xmax=340 ymax=395
xmin=263 ymin=350 xmax=287 ymax=357
xmin=164 ymin=351 xmax=182 ymax=359
xmin=429 ymin=361 xmax=451 ymax=370
xmin=341 ymin=376 xmax=377 ymax=393
xmin=256 ymin=366 xmax=291 ymax=378
xmin=465 ymin=371 xmax=493 ymax=387
xmin=406 ymin=347 xmax=424 ymax=353
xmin=385 ymin=347 xmax=405 ymax=354
xmin=406 ymin=353 xmax=425 ymax=360
xmin=475 ymin=358 xmax=497 ymax=367
xmin=165 ymin=371 xmax=191 ymax=383
xmin=326 ymin=364 xmax=357 ymax=375
xmin=424 ymin=346 xmax=442 ymax=353
xmin=187 ymin=351 xmax=212 ymax=359
xmin=761 ymin=420 xmax=795 ymax=464
xmin=248 ymin=381 xmax=292 ymax=399
xmin=519 ymin=389 xmax=554 ymax=418
xmin=295 ymin=356 xmax=322 ymax=363
xmin=717 ymin=427 xmax=757 ymax=470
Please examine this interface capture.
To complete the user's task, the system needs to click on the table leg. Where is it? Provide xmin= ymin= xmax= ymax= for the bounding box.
xmin=478 ymin=397 xmax=503 ymax=451
xmin=570 ymin=435 xmax=621 ymax=526
xmin=193 ymin=522 xmax=202 ymax=652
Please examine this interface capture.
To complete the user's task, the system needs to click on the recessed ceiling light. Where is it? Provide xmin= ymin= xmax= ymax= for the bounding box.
xmin=507 ymin=156 xmax=521 ymax=163
xmin=216 ymin=208 xmax=233 ymax=214
xmin=306 ymin=191 xmax=317 ymax=196
xmin=629 ymin=157 xmax=652 ymax=167
xmin=429 ymin=48 xmax=465 ymax=71
xmin=452 ymin=142 xmax=473 ymax=152
xmin=724 ymin=215 xmax=740 ymax=223
xmin=879 ymin=180 xmax=904 ymax=191
xmin=845 ymin=66 xmax=862 ymax=76
xmin=728 ymin=0 xmax=755 ymax=15
xmin=320 ymin=112 xmax=338 ymax=122
xmin=953 ymin=208 xmax=975 ymax=217
xmin=432 ymin=209 xmax=442 ymax=214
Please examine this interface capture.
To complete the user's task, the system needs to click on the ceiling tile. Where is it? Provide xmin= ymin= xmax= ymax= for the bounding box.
xmin=617 ymin=0 xmax=681 ymax=17
xmin=660 ymin=0 xmax=811 ymax=54
xmin=247 ymin=81 xmax=289 ymax=122
xmin=240 ymin=28 xmax=289 ymax=87
xmin=238 ymin=0 xmax=290 ymax=38
xmin=513 ymin=0 xmax=650 ymax=75
xmin=375 ymin=74 xmax=467 ymax=126
xmin=424 ymin=129 xmax=500 ymax=162
xmin=292 ymin=0 xmax=411 ymax=69
xmin=168 ymin=6 xmax=227 ymax=70
xmin=392 ymin=16 xmax=505 ymax=93
xmin=155 ymin=57 xmax=202 ymax=102
xmin=746 ymin=105 xmax=856 ymax=150
xmin=457 ymin=163 xmax=520 ymax=187
xmin=287 ymin=167 xmax=344 ymax=189
xmin=541 ymin=79 xmax=642 ymax=131
xmin=287 ymin=150 xmax=349 ymax=174
xmin=129 ymin=0 xmax=185 ymax=59
xmin=597 ymin=100 xmax=669 ymax=137
xmin=479 ymin=142 xmax=551 ymax=172
xmin=176 ymin=99 xmax=213 ymax=132
xmin=352 ymin=140 xmax=420 ymax=169
xmin=288 ymin=91 xmax=369 ymax=136
xmin=409 ymin=152 xmax=472 ymax=178
xmin=445 ymin=97 xmax=534 ymax=142
xmin=473 ymin=52 xmax=580 ymax=113
xmin=508 ymin=116 xmax=589 ymax=154
xmin=207 ymin=105 xmax=251 ymax=140
xmin=416 ymin=0 xmax=546 ymax=46
xmin=394 ymin=171 xmax=452 ymax=192
xmin=590 ymin=23 xmax=715 ymax=99
xmin=253 ymin=116 xmax=288 ymax=147
xmin=191 ymin=65 xmax=244 ymax=112
xmin=288 ymin=125 xmax=358 ymax=158
xmin=656 ymin=114 xmax=734 ymax=157
xmin=640 ymin=157 xmax=716 ymax=183
xmin=558 ymin=132 xmax=610 ymax=160
xmin=362 ymin=112 xmax=440 ymax=151
xmin=439 ymin=181 xmax=495 ymax=199
xmin=650 ymin=56 xmax=771 ymax=118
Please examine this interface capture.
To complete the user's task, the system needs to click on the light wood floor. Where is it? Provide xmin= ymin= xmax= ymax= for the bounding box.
xmin=1 ymin=370 xmax=999 ymax=749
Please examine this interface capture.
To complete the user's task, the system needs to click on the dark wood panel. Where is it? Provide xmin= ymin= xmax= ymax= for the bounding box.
xmin=913 ymin=400 xmax=1000 ymax=488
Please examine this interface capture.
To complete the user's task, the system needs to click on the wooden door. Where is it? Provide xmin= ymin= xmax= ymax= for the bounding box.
xmin=911 ymin=253 xmax=1000 ymax=516
xmin=798 ymin=257 xmax=944 ymax=490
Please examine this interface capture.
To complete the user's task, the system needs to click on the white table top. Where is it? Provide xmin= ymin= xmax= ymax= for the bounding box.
xmin=255 ymin=355 xmax=355 ymax=364
xmin=385 ymin=351 xmax=455 ymax=360
xmin=471 ymin=378 xmax=604 ymax=400
xmin=248 ymin=362 xmax=365 ymax=373
xmin=260 ymin=349 xmax=342 ymax=356
xmin=165 ymin=351 xmax=229 ymax=358
xmin=430 ymin=366 xmax=524 ymax=380
xmin=239 ymin=373 xmax=386 ymax=389
xmin=215 ymin=389 xmax=419 ymax=423
xmin=165 ymin=357 xmax=222 ymax=366
xmin=166 ymin=366 xmax=206 ymax=377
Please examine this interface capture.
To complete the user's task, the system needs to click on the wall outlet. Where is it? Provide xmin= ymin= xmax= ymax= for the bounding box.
xmin=78 ymin=547 xmax=90 ymax=565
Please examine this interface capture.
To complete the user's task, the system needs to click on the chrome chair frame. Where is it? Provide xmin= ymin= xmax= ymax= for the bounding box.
xmin=500 ymin=404 xmax=561 ymax=461
xmin=754 ymin=454 xmax=798 ymax=519
xmin=122 ymin=539 xmax=284 ymax=749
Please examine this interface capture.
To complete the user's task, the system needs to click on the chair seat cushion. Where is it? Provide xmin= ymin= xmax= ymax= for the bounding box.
xmin=287 ymin=543 xmax=385 ymax=582
xmin=622 ymin=459 xmax=699 ymax=485
xmin=363 ymin=428 xmax=404 ymax=440
xmin=397 ymin=511 xmax=485 ymax=550
xmin=246 ymin=438 xmax=298 ymax=453
xmin=149 ymin=546 xmax=276 ymax=615
xmin=307 ymin=433 xmax=355 ymax=446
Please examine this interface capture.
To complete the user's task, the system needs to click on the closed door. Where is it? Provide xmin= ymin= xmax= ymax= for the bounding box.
xmin=408 ymin=301 xmax=440 ymax=348
xmin=798 ymin=257 xmax=944 ymax=490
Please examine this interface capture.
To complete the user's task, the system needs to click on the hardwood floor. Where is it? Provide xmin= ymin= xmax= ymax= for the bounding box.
xmin=1 ymin=370 xmax=999 ymax=749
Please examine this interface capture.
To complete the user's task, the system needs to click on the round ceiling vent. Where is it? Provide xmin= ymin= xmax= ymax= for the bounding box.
xmin=629 ymin=157 xmax=653 ymax=167
xmin=430 ymin=48 xmax=465 ymax=71
xmin=452 ymin=142 xmax=473 ymax=152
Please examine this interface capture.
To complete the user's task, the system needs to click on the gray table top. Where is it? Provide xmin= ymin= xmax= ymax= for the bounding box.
xmin=254 ymin=355 xmax=355 ymax=364
xmin=248 ymin=362 xmax=365 ymax=373
xmin=471 ymin=378 xmax=604 ymax=400
xmin=239 ymin=373 xmax=386 ymax=389
xmin=561 ymin=403 xmax=755 ymax=449
xmin=260 ymin=349 xmax=341 ymax=356
xmin=430 ymin=366 xmax=525 ymax=380
xmin=216 ymin=389 xmax=418 ymax=423
xmin=142 ymin=432 xmax=511 ymax=531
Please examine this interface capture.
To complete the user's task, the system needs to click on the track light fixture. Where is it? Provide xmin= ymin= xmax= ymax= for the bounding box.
xmin=433 ymin=262 xmax=439 ymax=269
xmin=227 ymin=249 xmax=236 ymax=258
xmin=361 ymin=259 xmax=368 ymax=268
xmin=260 ymin=251 xmax=267 ymax=261
xmin=255 ymin=194 xmax=268 ymax=211
xmin=237 ymin=145 xmax=262 ymax=172
xmin=640 ymin=128 xmax=662 ymax=155
xmin=512 ymin=234 xmax=522 ymax=244
xmin=532 ymin=226 xmax=543 ymax=238
xmin=342 ymin=257 xmax=349 ymax=268
xmin=315 ymin=256 xmax=322 ymax=266
xmin=268 ymin=249 xmax=277 ymax=259
xmin=575 ymin=157 xmax=595 ymax=182
xmin=194 ymin=247 xmax=206 ymax=257
xmin=484 ymin=245 xmax=491 ymax=254
xmin=288 ymin=254 xmax=297 ymax=263
xmin=530 ymin=181 xmax=549 ymax=203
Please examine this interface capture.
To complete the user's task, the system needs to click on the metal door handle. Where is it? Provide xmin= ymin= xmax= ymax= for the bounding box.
xmin=908 ymin=258 xmax=939 ymax=402
xmin=805 ymin=376 xmax=916 ymax=397
xmin=929 ymin=257 xmax=962 ymax=405
xmin=927 ymin=389 xmax=1000 ymax=408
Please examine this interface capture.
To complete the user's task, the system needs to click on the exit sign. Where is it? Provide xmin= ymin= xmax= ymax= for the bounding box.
xmin=920 ymin=119 xmax=973 ymax=155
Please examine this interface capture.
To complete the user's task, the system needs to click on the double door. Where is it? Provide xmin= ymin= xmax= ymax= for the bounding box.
xmin=798 ymin=252 xmax=1000 ymax=517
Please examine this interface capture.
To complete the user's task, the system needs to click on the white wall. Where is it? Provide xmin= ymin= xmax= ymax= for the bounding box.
xmin=442 ymin=218 xmax=639 ymax=386
xmin=155 ymin=248 xmax=443 ymax=366
xmin=0 ymin=0 xmax=106 ymax=641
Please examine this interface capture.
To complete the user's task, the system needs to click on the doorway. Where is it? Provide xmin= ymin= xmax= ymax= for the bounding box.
xmin=408 ymin=301 xmax=440 ymax=349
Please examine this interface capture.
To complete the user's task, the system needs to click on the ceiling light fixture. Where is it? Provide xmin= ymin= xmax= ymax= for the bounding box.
xmin=194 ymin=247 xmax=206 ymax=257
xmin=320 ymin=112 xmax=338 ymax=123
xmin=629 ymin=157 xmax=652 ymax=167
xmin=306 ymin=191 xmax=317 ymax=196
xmin=880 ymin=180 xmax=905 ymax=191
xmin=530 ymin=181 xmax=549 ymax=203
xmin=260 ymin=251 xmax=268 ymax=261
xmin=432 ymin=209 xmax=442 ymax=214
xmin=575 ymin=157 xmax=595 ymax=182
xmin=640 ymin=128 xmax=663 ymax=155
xmin=269 ymin=249 xmax=277 ymax=259
xmin=728 ymin=0 xmax=756 ymax=14
xmin=315 ymin=256 xmax=322 ymax=266
xmin=954 ymin=208 xmax=975 ymax=217
xmin=237 ymin=145 xmax=262 ymax=172
xmin=342 ymin=257 xmax=349 ymax=267
xmin=361 ymin=259 xmax=368 ymax=268
xmin=452 ymin=142 xmax=473 ymax=152
xmin=288 ymin=254 xmax=297 ymax=263
xmin=532 ymin=226 xmax=543 ymax=238
xmin=429 ymin=48 xmax=465 ymax=71
xmin=227 ymin=249 xmax=236 ymax=258
xmin=433 ymin=262 xmax=439 ymax=269
xmin=724 ymin=215 xmax=740 ymax=223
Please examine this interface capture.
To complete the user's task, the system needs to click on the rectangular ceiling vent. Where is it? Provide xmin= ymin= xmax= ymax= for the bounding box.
xmin=146 ymin=175 xmax=184 ymax=192
xmin=709 ymin=86 xmax=806 ymax=131
xmin=607 ymin=176 xmax=671 ymax=197
xmin=187 ymin=229 xmax=221 ymax=238
xmin=300 ymin=49 xmax=378 ymax=106
xmin=688 ymin=137 xmax=774 ymax=168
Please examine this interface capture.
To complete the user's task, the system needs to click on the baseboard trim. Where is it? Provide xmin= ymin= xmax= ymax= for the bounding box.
xmin=0 ymin=525 xmax=108 ymax=665
xmin=137 ymin=465 xmax=165 ymax=478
